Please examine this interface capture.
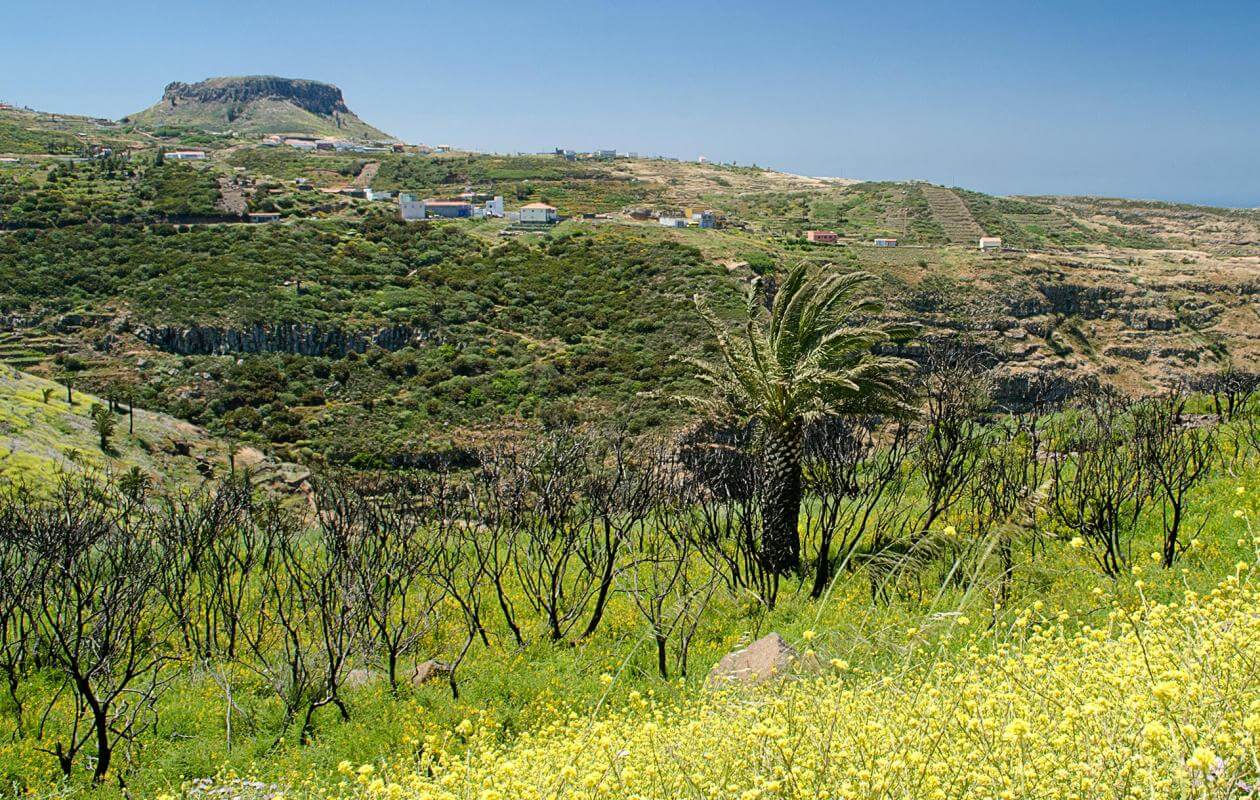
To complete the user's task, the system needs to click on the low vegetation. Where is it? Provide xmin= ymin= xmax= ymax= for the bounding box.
xmin=2 ymin=107 xmax=1259 ymax=800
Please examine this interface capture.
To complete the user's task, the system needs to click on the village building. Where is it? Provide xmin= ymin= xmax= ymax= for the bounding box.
xmin=163 ymin=150 xmax=207 ymax=161
xmin=519 ymin=202 xmax=558 ymax=224
xmin=479 ymin=196 xmax=505 ymax=217
xmin=692 ymin=210 xmax=717 ymax=228
xmin=806 ymin=230 xmax=839 ymax=244
xmin=248 ymin=212 xmax=282 ymax=223
xmin=399 ymin=195 xmax=474 ymax=221
xmin=979 ymin=236 xmax=1003 ymax=251
xmin=659 ymin=217 xmax=688 ymax=228
xmin=874 ymin=237 xmax=898 ymax=247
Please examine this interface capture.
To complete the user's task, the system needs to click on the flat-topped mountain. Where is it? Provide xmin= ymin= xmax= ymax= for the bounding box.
xmin=125 ymin=75 xmax=395 ymax=140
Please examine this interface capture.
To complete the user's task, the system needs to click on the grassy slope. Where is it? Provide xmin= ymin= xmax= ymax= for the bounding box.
xmin=129 ymin=97 xmax=392 ymax=141
xmin=0 ymin=365 xmax=227 ymax=488
xmin=1 ymin=437 xmax=1254 ymax=799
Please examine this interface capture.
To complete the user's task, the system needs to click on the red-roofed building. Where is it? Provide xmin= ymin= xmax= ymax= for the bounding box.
xmin=806 ymin=230 xmax=839 ymax=244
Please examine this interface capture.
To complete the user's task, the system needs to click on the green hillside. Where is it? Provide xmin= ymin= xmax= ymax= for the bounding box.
xmin=0 ymin=365 xmax=223 ymax=487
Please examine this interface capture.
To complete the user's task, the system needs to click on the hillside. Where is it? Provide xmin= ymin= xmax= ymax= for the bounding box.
xmin=0 ymin=364 xmax=310 ymax=492
xmin=0 ymin=364 xmax=225 ymax=486
xmin=1 ymin=89 xmax=1260 ymax=800
xmin=126 ymin=75 xmax=395 ymax=140
xmin=0 ymin=116 xmax=1256 ymax=465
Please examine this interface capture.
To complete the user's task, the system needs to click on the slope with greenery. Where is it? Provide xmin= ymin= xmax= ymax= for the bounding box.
xmin=127 ymin=76 xmax=395 ymax=140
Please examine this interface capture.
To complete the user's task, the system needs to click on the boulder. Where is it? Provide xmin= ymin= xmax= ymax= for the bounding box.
xmin=706 ymin=633 xmax=802 ymax=688
xmin=410 ymin=660 xmax=452 ymax=687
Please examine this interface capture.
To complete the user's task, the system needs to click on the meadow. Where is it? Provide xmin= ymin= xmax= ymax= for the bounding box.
xmin=0 ymin=365 xmax=1257 ymax=799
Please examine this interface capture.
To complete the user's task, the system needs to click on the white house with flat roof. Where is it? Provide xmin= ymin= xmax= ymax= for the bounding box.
xmin=164 ymin=150 xmax=206 ymax=161
xmin=979 ymin=236 xmax=1002 ymax=251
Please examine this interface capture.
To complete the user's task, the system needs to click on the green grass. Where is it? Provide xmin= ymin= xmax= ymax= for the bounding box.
xmin=0 ymin=420 xmax=1254 ymax=799
xmin=0 ymin=365 xmax=227 ymax=488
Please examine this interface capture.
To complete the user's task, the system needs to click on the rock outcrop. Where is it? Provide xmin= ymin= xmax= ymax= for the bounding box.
xmin=706 ymin=633 xmax=803 ymax=688
xmin=133 ymin=322 xmax=432 ymax=358
xmin=125 ymin=75 xmax=395 ymax=140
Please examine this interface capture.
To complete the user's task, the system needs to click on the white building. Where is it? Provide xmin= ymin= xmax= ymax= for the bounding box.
xmin=979 ymin=236 xmax=1003 ymax=251
xmin=874 ymin=238 xmax=898 ymax=247
xmin=692 ymin=210 xmax=717 ymax=228
xmin=164 ymin=150 xmax=207 ymax=161
xmin=365 ymin=188 xmax=394 ymax=202
xmin=519 ymin=202 xmax=558 ymax=224
xmin=399 ymin=194 xmax=427 ymax=221
xmin=484 ymin=196 xmax=504 ymax=217
xmin=659 ymin=217 xmax=688 ymax=228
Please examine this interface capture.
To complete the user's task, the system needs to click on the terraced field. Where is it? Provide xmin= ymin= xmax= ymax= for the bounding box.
xmin=921 ymin=184 xmax=986 ymax=244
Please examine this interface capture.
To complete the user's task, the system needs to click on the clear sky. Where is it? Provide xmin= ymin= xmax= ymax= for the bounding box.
xmin=3 ymin=0 xmax=1258 ymax=207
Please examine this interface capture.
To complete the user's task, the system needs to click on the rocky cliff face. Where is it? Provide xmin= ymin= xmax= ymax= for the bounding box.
xmin=159 ymin=76 xmax=351 ymax=118
xmin=133 ymin=322 xmax=433 ymax=358
xmin=126 ymin=75 xmax=395 ymax=139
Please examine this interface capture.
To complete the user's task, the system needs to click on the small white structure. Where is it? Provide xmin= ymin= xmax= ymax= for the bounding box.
xmin=692 ymin=210 xmax=717 ymax=228
xmin=164 ymin=150 xmax=206 ymax=161
xmin=364 ymin=188 xmax=394 ymax=202
xmin=519 ymin=202 xmax=558 ymax=224
xmin=399 ymin=194 xmax=427 ymax=221
xmin=659 ymin=217 xmax=688 ymax=228
xmin=979 ymin=236 xmax=1003 ymax=251
xmin=874 ymin=238 xmax=898 ymax=247
xmin=484 ymin=196 xmax=504 ymax=217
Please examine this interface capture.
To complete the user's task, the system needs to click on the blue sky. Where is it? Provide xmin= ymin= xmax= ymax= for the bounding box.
xmin=3 ymin=0 xmax=1258 ymax=206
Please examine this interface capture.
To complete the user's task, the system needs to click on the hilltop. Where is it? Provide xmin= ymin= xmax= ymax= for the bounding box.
xmin=125 ymin=75 xmax=395 ymax=140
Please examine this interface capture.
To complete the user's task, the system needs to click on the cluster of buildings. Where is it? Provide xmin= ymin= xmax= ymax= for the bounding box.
xmin=659 ymin=209 xmax=718 ymax=229
xmin=550 ymin=148 xmax=630 ymax=161
xmin=262 ymin=135 xmax=394 ymax=154
xmin=397 ymin=195 xmax=565 ymax=226
xmin=399 ymin=194 xmax=508 ymax=221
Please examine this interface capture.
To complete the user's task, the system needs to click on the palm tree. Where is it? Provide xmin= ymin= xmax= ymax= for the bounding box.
xmin=682 ymin=264 xmax=918 ymax=574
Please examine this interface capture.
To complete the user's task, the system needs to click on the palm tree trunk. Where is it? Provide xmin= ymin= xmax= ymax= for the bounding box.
xmin=761 ymin=420 xmax=803 ymax=574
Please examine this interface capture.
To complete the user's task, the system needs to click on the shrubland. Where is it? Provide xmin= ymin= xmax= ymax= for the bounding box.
xmin=0 ymin=365 xmax=1257 ymax=798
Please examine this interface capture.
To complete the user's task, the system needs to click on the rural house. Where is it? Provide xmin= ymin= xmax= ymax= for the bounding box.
xmin=519 ymin=202 xmax=558 ymax=224
xmin=979 ymin=236 xmax=1002 ymax=251
xmin=806 ymin=230 xmax=839 ymax=244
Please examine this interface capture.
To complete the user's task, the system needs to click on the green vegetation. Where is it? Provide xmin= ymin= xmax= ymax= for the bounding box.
xmin=0 ymin=120 xmax=86 ymax=155
xmin=0 ymin=220 xmax=743 ymax=459
xmin=372 ymin=154 xmax=665 ymax=214
xmin=0 ymin=113 xmax=1258 ymax=800
xmin=0 ymin=159 xmax=223 ymax=227
xmin=684 ymin=266 xmax=917 ymax=574
xmin=0 ymin=367 xmax=225 ymax=486
xmin=228 ymin=148 xmax=368 ymax=187
xmin=0 ymin=380 xmax=1255 ymax=798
